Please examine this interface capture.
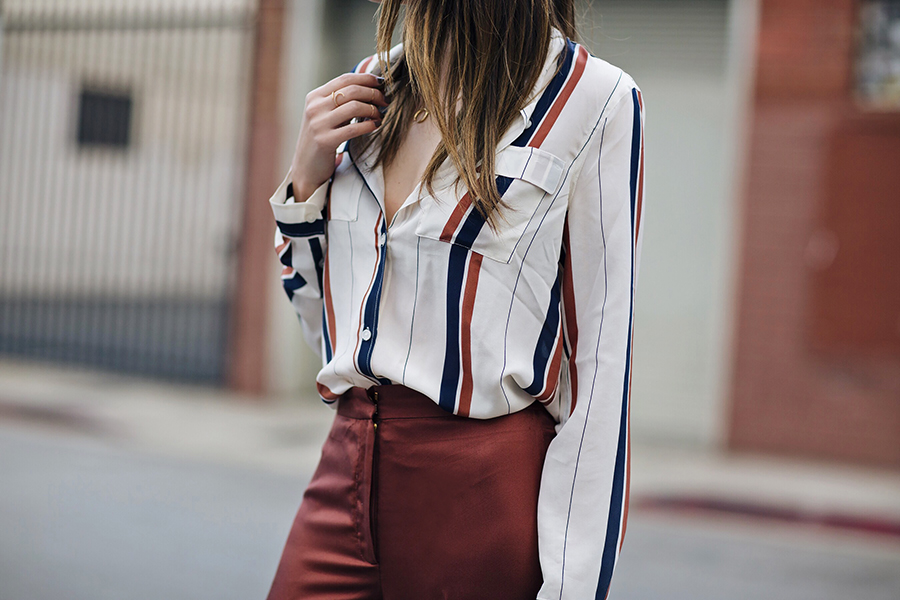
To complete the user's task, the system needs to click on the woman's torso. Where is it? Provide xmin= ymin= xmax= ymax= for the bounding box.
xmin=315 ymin=28 xmax=623 ymax=421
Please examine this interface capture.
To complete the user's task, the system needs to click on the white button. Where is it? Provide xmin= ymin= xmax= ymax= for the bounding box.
xmin=379 ymin=237 xmax=385 ymax=247
xmin=361 ymin=327 xmax=372 ymax=341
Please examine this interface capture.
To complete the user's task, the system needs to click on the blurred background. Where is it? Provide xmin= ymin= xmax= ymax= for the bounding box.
xmin=0 ymin=0 xmax=898 ymax=598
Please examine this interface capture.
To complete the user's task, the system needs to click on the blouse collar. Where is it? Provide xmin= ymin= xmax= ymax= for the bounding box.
xmin=349 ymin=26 xmax=568 ymax=212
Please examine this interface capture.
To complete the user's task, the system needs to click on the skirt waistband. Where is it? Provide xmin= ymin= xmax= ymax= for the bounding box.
xmin=337 ymin=385 xmax=469 ymax=420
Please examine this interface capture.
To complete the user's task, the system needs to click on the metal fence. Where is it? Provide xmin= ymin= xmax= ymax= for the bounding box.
xmin=0 ymin=3 xmax=256 ymax=383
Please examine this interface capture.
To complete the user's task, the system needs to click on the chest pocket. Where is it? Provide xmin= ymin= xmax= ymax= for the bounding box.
xmin=414 ymin=145 xmax=567 ymax=264
xmin=326 ymin=154 xmax=363 ymax=222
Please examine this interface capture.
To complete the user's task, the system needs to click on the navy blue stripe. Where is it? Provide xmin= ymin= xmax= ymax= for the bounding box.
xmin=439 ymin=179 xmax=505 ymax=410
xmin=524 ymin=267 xmax=563 ymax=395
xmin=496 ymin=174 xmax=515 ymax=197
xmin=322 ymin=308 xmax=333 ymax=363
xmin=281 ymin=271 xmax=306 ymax=301
xmin=559 ymin=240 xmax=572 ymax=362
xmin=512 ymin=38 xmax=575 ymax=148
xmin=629 ymin=88 xmax=641 ymax=227
xmin=453 ymin=206 xmax=486 ymax=249
xmin=308 ymin=238 xmax=324 ymax=297
xmin=556 ymin=104 xmax=613 ymax=598
xmin=356 ymin=216 xmax=391 ymax=385
xmin=278 ymin=241 xmax=292 ymax=267
xmin=436 ymin=41 xmax=576 ymax=412
xmin=451 ymin=176 xmax=515 ymax=250
xmin=595 ymin=260 xmax=633 ymax=599
xmin=345 ymin=150 xmax=391 ymax=384
xmin=276 ymin=219 xmax=325 ymax=238
xmin=594 ymin=89 xmax=641 ymax=600
xmin=438 ymin=243 xmax=468 ymax=411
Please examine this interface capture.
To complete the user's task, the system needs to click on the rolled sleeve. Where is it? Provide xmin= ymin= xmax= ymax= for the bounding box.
xmin=268 ymin=166 xmax=329 ymax=226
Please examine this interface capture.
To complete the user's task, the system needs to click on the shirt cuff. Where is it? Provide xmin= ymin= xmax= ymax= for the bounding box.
xmin=268 ymin=166 xmax=329 ymax=225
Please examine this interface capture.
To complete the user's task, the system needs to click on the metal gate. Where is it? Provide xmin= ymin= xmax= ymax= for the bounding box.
xmin=0 ymin=2 xmax=256 ymax=383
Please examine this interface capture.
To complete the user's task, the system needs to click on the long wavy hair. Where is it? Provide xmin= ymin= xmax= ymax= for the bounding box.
xmin=347 ymin=0 xmax=578 ymax=231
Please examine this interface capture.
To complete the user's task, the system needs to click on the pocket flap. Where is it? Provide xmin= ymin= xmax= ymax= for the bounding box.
xmin=494 ymin=145 xmax=566 ymax=196
xmin=415 ymin=145 xmax=567 ymax=264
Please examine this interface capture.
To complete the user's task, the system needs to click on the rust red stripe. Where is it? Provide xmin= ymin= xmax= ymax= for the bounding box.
xmin=530 ymin=45 xmax=588 ymax=149
xmin=457 ymin=252 xmax=483 ymax=417
xmin=537 ymin=320 xmax=565 ymax=403
xmin=276 ymin=236 xmax=289 ymax=256
xmin=561 ymin=219 xmax=579 ymax=416
xmin=439 ymin=192 xmax=472 ymax=243
xmin=359 ymin=55 xmax=374 ymax=73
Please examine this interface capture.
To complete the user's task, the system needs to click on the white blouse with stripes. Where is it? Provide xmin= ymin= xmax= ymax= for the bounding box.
xmin=269 ymin=27 xmax=646 ymax=600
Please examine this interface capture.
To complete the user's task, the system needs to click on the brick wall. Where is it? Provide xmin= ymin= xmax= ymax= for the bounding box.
xmin=728 ymin=0 xmax=900 ymax=467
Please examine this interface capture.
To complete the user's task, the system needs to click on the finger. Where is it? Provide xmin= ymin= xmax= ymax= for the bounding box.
xmin=325 ymin=118 xmax=381 ymax=147
xmin=325 ymin=100 xmax=381 ymax=128
xmin=319 ymin=72 xmax=383 ymax=97
xmin=332 ymin=83 xmax=389 ymax=107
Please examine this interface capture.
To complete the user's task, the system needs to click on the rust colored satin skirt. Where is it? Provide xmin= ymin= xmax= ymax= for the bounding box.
xmin=266 ymin=384 xmax=557 ymax=600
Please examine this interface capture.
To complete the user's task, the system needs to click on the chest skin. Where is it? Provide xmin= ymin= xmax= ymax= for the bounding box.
xmin=381 ymin=114 xmax=443 ymax=227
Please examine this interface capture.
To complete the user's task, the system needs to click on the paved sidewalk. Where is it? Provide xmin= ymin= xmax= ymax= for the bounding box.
xmin=0 ymin=359 xmax=335 ymax=478
xmin=2 ymin=359 xmax=900 ymax=534
xmin=2 ymin=359 xmax=900 ymax=600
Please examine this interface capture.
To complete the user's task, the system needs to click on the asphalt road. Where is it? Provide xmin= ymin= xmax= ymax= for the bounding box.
xmin=1 ymin=422 xmax=898 ymax=600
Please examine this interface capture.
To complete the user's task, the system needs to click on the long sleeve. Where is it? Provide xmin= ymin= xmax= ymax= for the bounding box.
xmin=536 ymin=82 xmax=646 ymax=600
xmin=269 ymin=166 xmax=331 ymax=361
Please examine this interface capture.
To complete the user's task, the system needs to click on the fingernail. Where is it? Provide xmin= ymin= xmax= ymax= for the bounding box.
xmin=375 ymin=75 xmax=385 ymax=82
xmin=378 ymin=105 xmax=388 ymax=114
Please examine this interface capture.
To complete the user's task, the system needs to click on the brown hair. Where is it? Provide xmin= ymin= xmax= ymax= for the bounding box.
xmin=348 ymin=0 xmax=578 ymax=231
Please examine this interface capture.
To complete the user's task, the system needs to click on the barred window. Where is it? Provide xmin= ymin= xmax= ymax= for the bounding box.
xmin=856 ymin=0 xmax=900 ymax=108
xmin=76 ymin=88 xmax=133 ymax=148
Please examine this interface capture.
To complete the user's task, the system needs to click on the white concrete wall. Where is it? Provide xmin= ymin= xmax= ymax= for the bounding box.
xmin=0 ymin=6 xmax=253 ymax=299
xmin=4 ymin=0 xmax=254 ymax=11
xmin=578 ymin=0 xmax=758 ymax=448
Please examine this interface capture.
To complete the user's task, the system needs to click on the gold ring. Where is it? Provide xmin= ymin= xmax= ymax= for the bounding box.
xmin=332 ymin=90 xmax=345 ymax=108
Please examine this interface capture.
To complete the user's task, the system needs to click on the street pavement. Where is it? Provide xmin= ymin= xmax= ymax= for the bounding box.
xmin=1 ymin=360 xmax=899 ymax=600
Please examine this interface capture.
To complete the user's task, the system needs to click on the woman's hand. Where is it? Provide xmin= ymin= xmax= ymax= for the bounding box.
xmin=290 ymin=72 xmax=389 ymax=202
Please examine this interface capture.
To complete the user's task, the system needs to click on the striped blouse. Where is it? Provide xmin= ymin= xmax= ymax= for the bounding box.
xmin=269 ymin=26 xmax=646 ymax=600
